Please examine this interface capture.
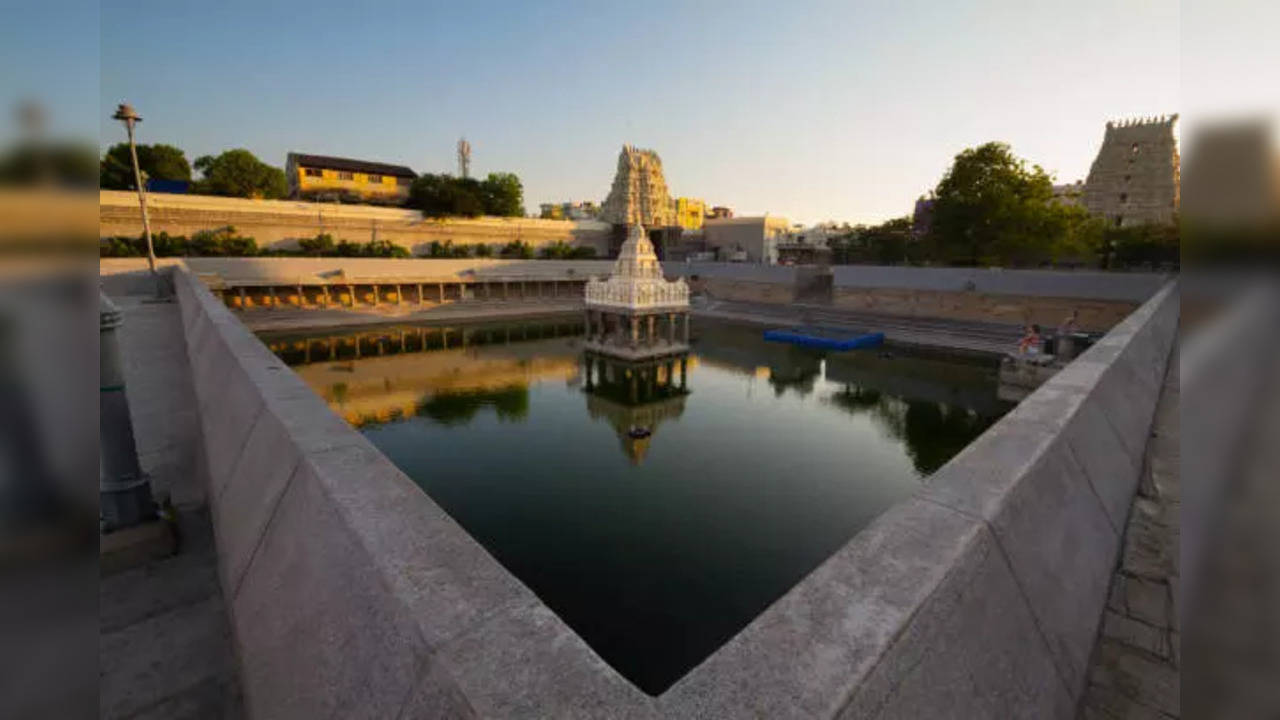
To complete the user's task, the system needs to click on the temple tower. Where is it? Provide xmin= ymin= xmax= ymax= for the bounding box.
xmin=1083 ymin=115 xmax=1180 ymax=227
xmin=601 ymin=144 xmax=677 ymax=228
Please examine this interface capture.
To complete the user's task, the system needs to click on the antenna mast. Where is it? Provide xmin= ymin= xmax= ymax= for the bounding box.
xmin=457 ymin=137 xmax=472 ymax=179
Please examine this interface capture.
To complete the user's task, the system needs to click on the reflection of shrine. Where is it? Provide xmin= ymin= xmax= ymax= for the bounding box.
xmin=583 ymin=351 xmax=690 ymax=464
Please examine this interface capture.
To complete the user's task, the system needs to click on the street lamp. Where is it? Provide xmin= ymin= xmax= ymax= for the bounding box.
xmin=112 ymin=102 xmax=161 ymax=296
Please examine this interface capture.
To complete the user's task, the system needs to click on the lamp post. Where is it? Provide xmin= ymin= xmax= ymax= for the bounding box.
xmin=112 ymin=102 xmax=160 ymax=296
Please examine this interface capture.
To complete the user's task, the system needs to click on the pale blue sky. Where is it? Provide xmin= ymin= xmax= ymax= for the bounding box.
xmin=89 ymin=1 xmax=1183 ymax=222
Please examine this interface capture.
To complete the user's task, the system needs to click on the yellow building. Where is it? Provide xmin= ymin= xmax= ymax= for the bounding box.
xmin=673 ymin=197 xmax=707 ymax=230
xmin=286 ymin=153 xmax=416 ymax=204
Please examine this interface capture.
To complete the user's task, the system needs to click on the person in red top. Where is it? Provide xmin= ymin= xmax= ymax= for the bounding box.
xmin=1017 ymin=324 xmax=1042 ymax=355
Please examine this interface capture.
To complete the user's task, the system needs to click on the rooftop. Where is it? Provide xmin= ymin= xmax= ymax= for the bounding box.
xmin=287 ymin=152 xmax=416 ymax=178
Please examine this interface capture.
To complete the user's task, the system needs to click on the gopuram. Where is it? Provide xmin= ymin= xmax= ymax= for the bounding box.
xmin=582 ymin=223 xmax=692 ymax=463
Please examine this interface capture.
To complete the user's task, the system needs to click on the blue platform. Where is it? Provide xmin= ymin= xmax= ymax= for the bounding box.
xmin=763 ymin=327 xmax=885 ymax=351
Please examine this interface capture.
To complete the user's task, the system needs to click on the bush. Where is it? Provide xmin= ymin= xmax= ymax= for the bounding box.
xmin=298 ymin=233 xmax=336 ymax=255
xmin=99 ymin=227 xmax=258 ymax=257
xmin=499 ymin=239 xmax=533 ymax=259
xmin=473 ymin=243 xmax=493 ymax=257
xmin=422 ymin=240 xmax=471 ymax=258
xmin=539 ymin=241 xmax=597 ymax=260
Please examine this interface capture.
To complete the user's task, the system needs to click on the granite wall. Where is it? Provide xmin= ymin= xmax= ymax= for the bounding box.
xmin=171 ymin=260 xmax=1177 ymax=718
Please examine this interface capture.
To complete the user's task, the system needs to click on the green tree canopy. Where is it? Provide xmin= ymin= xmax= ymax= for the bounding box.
xmin=927 ymin=142 xmax=1096 ymax=267
xmin=407 ymin=172 xmax=525 ymax=217
xmin=191 ymin=149 xmax=286 ymax=199
xmin=480 ymin=172 xmax=525 ymax=217
xmin=100 ymin=143 xmax=191 ymax=190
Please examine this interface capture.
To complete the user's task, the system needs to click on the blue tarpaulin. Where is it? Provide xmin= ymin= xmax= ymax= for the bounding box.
xmin=763 ymin=327 xmax=885 ymax=351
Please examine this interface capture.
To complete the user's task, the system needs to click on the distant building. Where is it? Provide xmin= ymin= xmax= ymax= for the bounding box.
xmin=703 ymin=215 xmax=792 ymax=264
xmin=286 ymin=153 xmax=416 ymax=204
xmin=1052 ymin=181 xmax=1085 ymax=207
xmin=1083 ymin=115 xmax=1180 ymax=227
xmin=540 ymin=201 xmax=601 ymax=221
xmin=708 ymin=206 xmax=734 ymax=219
xmin=673 ymin=197 xmax=707 ymax=230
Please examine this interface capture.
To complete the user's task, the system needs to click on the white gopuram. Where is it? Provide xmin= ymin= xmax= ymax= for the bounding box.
xmin=583 ymin=223 xmax=691 ymax=360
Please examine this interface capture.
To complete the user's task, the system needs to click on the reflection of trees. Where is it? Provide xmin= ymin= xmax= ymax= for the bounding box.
xmin=825 ymin=383 xmax=999 ymax=475
xmin=767 ymin=349 xmax=823 ymax=398
xmin=418 ymin=385 xmax=530 ymax=426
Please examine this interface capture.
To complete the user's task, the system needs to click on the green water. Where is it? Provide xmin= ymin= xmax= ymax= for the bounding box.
xmin=265 ymin=317 xmax=1010 ymax=694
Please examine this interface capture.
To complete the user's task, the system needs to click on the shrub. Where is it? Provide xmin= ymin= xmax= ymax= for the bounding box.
xmin=499 ymin=239 xmax=533 ymax=259
xmin=298 ymin=233 xmax=337 ymax=255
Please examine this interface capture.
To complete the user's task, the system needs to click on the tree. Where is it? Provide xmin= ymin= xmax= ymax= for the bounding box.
xmin=100 ymin=143 xmax=191 ymax=190
xmin=407 ymin=171 xmax=525 ymax=217
xmin=480 ymin=172 xmax=524 ymax=217
xmin=192 ymin=149 xmax=286 ymax=199
xmin=927 ymin=142 xmax=1082 ymax=267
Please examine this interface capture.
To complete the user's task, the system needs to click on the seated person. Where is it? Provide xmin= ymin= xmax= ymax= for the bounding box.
xmin=1017 ymin=324 xmax=1043 ymax=356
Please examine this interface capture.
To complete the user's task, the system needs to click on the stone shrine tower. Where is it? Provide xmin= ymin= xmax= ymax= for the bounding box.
xmin=1084 ymin=115 xmax=1180 ymax=227
xmin=582 ymin=223 xmax=692 ymax=463
xmin=584 ymin=223 xmax=691 ymax=358
xmin=601 ymin=144 xmax=676 ymax=227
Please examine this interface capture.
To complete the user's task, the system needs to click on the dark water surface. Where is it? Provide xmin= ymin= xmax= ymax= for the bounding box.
xmin=264 ymin=317 xmax=1011 ymax=694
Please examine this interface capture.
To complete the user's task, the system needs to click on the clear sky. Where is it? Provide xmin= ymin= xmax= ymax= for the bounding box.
xmin=89 ymin=1 xmax=1187 ymax=224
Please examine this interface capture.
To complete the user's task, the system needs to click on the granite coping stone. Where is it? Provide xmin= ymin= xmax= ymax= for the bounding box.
xmin=171 ymin=266 xmax=1179 ymax=718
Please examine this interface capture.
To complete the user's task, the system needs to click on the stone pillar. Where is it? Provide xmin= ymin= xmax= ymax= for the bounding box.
xmin=668 ymin=313 xmax=675 ymax=344
xmin=441 ymin=330 xmax=449 ymax=350
xmin=322 ymin=285 xmax=331 ymax=307
xmin=438 ymin=283 xmax=445 ymax=303
xmin=629 ymin=316 xmax=638 ymax=347
xmin=237 ymin=286 xmax=247 ymax=309
xmin=329 ymin=339 xmax=336 ymax=360
xmin=297 ymin=284 xmax=304 ymax=308
xmin=347 ymin=285 xmax=355 ymax=307
xmin=417 ymin=283 xmax=425 ymax=305
xmin=267 ymin=285 xmax=277 ymax=310
xmin=372 ymin=284 xmax=380 ymax=307
xmin=395 ymin=284 xmax=403 ymax=306
xmin=647 ymin=315 xmax=656 ymax=345
xmin=683 ymin=313 xmax=690 ymax=344
xmin=100 ymin=293 xmax=155 ymax=530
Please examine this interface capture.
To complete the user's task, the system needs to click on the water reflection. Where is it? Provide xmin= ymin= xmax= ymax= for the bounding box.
xmin=263 ymin=318 xmax=581 ymax=428
xmin=263 ymin=316 xmax=1013 ymax=693
xmin=582 ymin=351 xmax=690 ymax=464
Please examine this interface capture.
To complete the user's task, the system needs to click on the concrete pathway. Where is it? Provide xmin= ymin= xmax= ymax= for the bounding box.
xmin=238 ymin=298 xmax=582 ymax=333
xmin=99 ymin=292 xmax=243 ymax=719
xmin=1077 ymin=345 xmax=1180 ymax=719
xmin=694 ymin=298 xmax=1022 ymax=356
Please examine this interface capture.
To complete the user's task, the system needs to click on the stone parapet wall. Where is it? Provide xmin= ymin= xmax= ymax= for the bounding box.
xmin=171 ymin=258 xmax=1177 ymax=717
xmin=101 ymin=256 xmax=616 ymax=283
xmin=100 ymin=190 xmax=611 ymax=254
xmin=832 ymin=287 xmax=1135 ymax=332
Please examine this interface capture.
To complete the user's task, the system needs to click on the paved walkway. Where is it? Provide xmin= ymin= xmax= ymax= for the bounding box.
xmin=693 ymin=298 xmax=1022 ymax=356
xmin=239 ymin=297 xmax=582 ymax=333
xmin=1077 ymin=346 xmax=1180 ymax=719
xmin=99 ymin=291 xmax=243 ymax=719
